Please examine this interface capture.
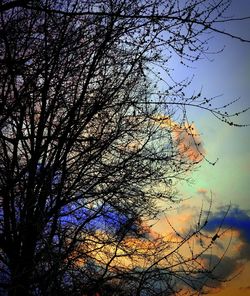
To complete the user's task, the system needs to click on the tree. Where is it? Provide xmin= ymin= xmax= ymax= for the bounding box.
xmin=0 ymin=0 xmax=248 ymax=295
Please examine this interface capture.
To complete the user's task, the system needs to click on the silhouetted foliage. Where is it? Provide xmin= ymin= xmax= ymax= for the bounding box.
xmin=0 ymin=1 xmax=249 ymax=295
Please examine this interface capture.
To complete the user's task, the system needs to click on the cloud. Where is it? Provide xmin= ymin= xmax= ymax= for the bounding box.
xmin=204 ymin=206 xmax=250 ymax=260
xmin=148 ymin=202 xmax=250 ymax=294
xmin=202 ymin=254 xmax=241 ymax=282
xmin=158 ymin=203 xmax=250 ymax=293
xmin=180 ymin=254 xmax=242 ymax=293
xmin=153 ymin=116 xmax=205 ymax=162
xmin=197 ymin=188 xmax=208 ymax=195
xmin=174 ymin=123 xmax=205 ymax=162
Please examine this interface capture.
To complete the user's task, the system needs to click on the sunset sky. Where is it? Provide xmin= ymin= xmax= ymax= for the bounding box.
xmin=156 ymin=1 xmax=250 ymax=295
xmin=1 ymin=1 xmax=250 ymax=295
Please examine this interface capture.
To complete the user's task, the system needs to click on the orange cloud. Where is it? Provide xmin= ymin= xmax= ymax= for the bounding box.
xmin=173 ymin=123 xmax=205 ymax=162
xmin=153 ymin=116 xmax=205 ymax=163
xmin=197 ymin=188 xmax=208 ymax=195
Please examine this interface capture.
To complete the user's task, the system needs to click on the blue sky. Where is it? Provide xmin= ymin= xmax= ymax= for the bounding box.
xmin=173 ymin=0 xmax=250 ymax=207
xmin=171 ymin=1 xmax=250 ymax=294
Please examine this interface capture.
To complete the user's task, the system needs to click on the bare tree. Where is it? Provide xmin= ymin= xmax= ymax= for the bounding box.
xmin=0 ymin=1 xmax=248 ymax=295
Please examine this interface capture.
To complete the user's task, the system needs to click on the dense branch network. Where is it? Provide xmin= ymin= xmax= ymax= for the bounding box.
xmin=0 ymin=1 xmax=248 ymax=295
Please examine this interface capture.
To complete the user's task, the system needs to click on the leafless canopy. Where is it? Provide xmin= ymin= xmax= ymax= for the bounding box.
xmin=0 ymin=1 xmax=248 ymax=295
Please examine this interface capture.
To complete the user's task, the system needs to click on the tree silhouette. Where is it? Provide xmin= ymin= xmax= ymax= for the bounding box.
xmin=0 ymin=0 xmax=248 ymax=295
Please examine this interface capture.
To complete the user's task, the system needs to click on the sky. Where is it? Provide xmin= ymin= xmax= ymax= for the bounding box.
xmin=155 ymin=1 xmax=250 ymax=295
xmin=43 ymin=1 xmax=249 ymax=294
xmin=0 ymin=1 xmax=249 ymax=295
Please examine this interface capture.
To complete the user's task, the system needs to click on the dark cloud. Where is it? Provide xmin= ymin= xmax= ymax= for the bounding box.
xmin=201 ymin=254 xmax=241 ymax=284
xmin=204 ymin=206 xmax=250 ymax=260
xmin=175 ymin=205 xmax=250 ymax=293
xmin=205 ymin=206 xmax=250 ymax=241
xmin=171 ymin=254 xmax=241 ymax=294
xmin=155 ymin=205 xmax=250 ymax=294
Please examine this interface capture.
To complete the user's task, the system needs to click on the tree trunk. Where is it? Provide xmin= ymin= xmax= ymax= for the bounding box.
xmin=8 ymin=230 xmax=36 ymax=296
xmin=9 ymin=264 xmax=33 ymax=296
